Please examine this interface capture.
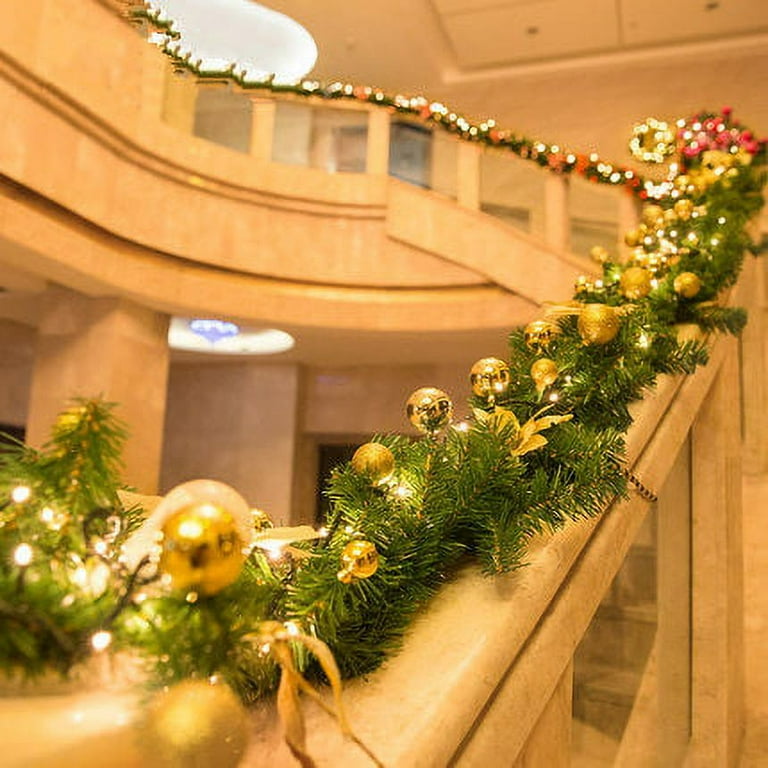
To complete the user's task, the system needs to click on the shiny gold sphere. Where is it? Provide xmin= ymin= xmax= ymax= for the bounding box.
xmin=160 ymin=503 xmax=245 ymax=595
xmin=469 ymin=357 xmax=511 ymax=400
xmin=251 ymin=507 xmax=274 ymax=532
xmin=351 ymin=442 xmax=395 ymax=484
xmin=578 ymin=304 xmax=621 ymax=345
xmin=139 ymin=680 xmax=250 ymax=768
xmin=673 ymin=271 xmax=702 ymax=298
xmin=589 ymin=245 xmax=610 ymax=264
xmin=530 ymin=358 xmax=559 ymax=392
xmin=619 ymin=266 xmax=653 ymax=300
xmin=624 ymin=228 xmax=643 ymax=247
xmin=337 ymin=540 xmax=379 ymax=584
xmin=641 ymin=204 xmax=664 ymax=226
xmin=406 ymin=387 xmax=453 ymax=434
xmin=524 ymin=320 xmax=560 ymax=351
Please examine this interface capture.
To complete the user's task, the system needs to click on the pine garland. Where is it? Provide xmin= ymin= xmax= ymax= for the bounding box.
xmin=0 ymin=112 xmax=764 ymax=722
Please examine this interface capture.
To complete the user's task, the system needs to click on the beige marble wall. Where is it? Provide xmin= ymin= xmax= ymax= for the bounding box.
xmin=0 ymin=319 xmax=35 ymax=427
xmin=161 ymin=362 xmax=301 ymax=523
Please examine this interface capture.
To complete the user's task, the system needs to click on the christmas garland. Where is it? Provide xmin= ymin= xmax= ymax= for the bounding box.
xmin=0 ymin=112 xmax=764 ymax=764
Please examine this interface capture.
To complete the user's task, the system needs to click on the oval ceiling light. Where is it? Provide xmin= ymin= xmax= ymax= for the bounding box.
xmin=169 ymin=317 xmax=295 ymax=355
xmin=146 ymin=0 xmax=317 ymax=85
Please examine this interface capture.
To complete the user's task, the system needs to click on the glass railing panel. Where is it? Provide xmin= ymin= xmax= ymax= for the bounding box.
xmin=272 ymin=102 xmax=369 ymax=172
xmin=193 ymin=87 xmax=252 ymax=153
xmin=569 ymin=175 xmax=621 ymax=258
xmin=388 ymin=120 xmax=433 ymax=188
xmin=572 ymin=434 xmax=691 ymax=766
xmin=479 ymin=150 xmax=545 ymax=235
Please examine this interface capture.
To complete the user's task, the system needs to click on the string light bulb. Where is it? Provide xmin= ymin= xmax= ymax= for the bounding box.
xmin=14 ymin=543 xmax=33 ymax=566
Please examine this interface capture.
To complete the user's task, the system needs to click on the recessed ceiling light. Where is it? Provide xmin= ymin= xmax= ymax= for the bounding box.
xmin=146 ymin=0 xmax=317 ymax=84
xmin=169 ymin=318 xmax=295 ymax=355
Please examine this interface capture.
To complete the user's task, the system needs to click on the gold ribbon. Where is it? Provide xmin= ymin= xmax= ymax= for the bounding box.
xmin=252 ymin=621 xmax=384 ymax=768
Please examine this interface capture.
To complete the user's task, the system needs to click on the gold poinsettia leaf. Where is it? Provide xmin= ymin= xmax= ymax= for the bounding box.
xmin=473 ymin=406 xmax=521 ymax=435
xmin=512 ymin=434 xmax=549 ymax=456
xmin=532 ymin=413 xmax=573 ymax=431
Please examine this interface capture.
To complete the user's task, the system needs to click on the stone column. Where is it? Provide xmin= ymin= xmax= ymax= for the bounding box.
xmin=544 ymin=173 xmax=570 ymax=252
xmin=456 ymin=142 xmax=481 ymax=211
xmin=25 ymin=287 xmax=170 ymax=493
xmin=366 ymin=109 xmax=391 ymax=176
xmin=249 ymin=98 xmax=277 ymax=162
xmin=159 ymin=60 xmax=198 ymax=134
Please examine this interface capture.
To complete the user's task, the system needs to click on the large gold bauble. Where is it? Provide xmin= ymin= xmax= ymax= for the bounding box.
xmin=139 ymin=680 xmax=250 ymax=768
xmin=160 ymin=503 xmax=245 ymax=595
xmin=673 ymin=271 xmax=702 ymax=298
xmin=337 ymin=540 xmax=379 ymax=584
xmin=351 ymin=442 xmax=395 ymax=484
xmin=619 ymin=266 xmax=653 ymax=300
xmin=469 ymin=357 xmax=511 ymax=399
xmin=578 ymin=304 xmax=621 ymax=345
xmin=406 ymin=387 xmax=453 ymax=434
xmin=530 ymin=358 xmax=559 ymax=392
xmin=589 ymin=245 xmax=610 ymax=264
xmin=524 ymin=320 xmax=560 ymax=351
xmin=641 ymin=204 xmax=664 ymax=226
xmin=672 ymin=197 xmax=694 ymax=221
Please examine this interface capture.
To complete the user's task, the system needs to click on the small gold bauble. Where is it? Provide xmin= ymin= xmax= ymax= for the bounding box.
xmin=139 ymin=680 xmax=250 ymax=768
xmin=663 ymin=208 xmax=678 ymax=225
xmin=251 ymin=507 xmax=274 ymax=532
xmin=641 ymin=204 xmax=664 ymax=226
xmin=673 ymin=271 xmax=702 ymax=298
xmin=351 ymin=442 xmax=395 ymax=484
xmin=578 ymin=304 xmax=621 ymax=345
xmin=160 ymin=503 xmax=245 ymax=595
xmin=469 ymin=357 xmax=511 ymax=400
xmin=337 ymin=540 xmax=379 ymax=584
xmin=406 ymin=387 xmax=453 ymax=434
xmin=624 ymin=228 xmax=643 ymax=247
xmin=589 ymin=245 xmax=610 ymax=264
xmin=524 ymin=320 xmax=560 ymax=351
xmin=530 ymin=358 xmax=559 ymax=392
xmin=619 ymin=266 xmax=653 ymax=300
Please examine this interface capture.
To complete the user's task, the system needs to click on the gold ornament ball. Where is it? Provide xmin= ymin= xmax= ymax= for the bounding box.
xmin=351 ymin=442 xmax=395 ymax=484
xmin=139 ymin=680 xmax=250 ymax=768
xmin=641 ymin=204 xmax=664 ymax=226
xmin=251 ymin=507 xmax=273 ymax=532
xmin=663 ymin=208 xmax=678 ymax=225
xmin=469 ymin=357 xmax=511 ymax=399
xmin=530 ymin=358 xmax=559 ymax=392
xmin=673 ymin=271 xmax=702 ymax=298
xmin=589 ymin=245 xmax=610 ymax=264
xmin=160 ymin=503 xmax=245 ymax=595
xmin=524 ymin=320 xmax=560 ymax=351
xmin=619 ymin=266 xmax=653 ymax=300
xmin=624 ymin=228 xmax=644 ymax=247
xmin=337 ymin=539 xmax=379 ymax=584
xmin=406 ymin=387 xmax=453 ymax=434
xmin=578 ymin=304 xmax=621 ymax=345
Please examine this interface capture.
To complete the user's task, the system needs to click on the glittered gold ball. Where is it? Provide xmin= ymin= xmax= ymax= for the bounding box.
xmin=251 ymin=507 xmax=274 ymax=532
xmin=406 ymin=387 xmax=453 ymax=434
xmin=673 ymin=271 xmax=702 ymax=298
xmin=524 ymin=320 xmax=560 ymax=351
xmin=619 ymin=266 xmax=653 ymax=300
xmin=578 ymin=304 xmax=621 ymax=345
xmin=139 ymin=680 xmax=250 ymax=768
xmin=530 ymin=358 xmax=559 ymax=392
xmin=589 ymin=245 xmax=610 ymax=264
xmin=160 ymin=503 xmax=245 ymax=595
xmin=337 ymin=540 xmax=379 ymax=584
xmin=351 ymin=442 xmax=395 ymax=484
xmin=641 ymin=204 xmax=664 ymax=226
xmin=469 ymin=357 xmax=511 ymax=399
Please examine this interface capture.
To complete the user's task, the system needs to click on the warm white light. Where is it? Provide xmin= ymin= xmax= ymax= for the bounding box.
xmin=147 ymin=0 xmax=317 ymax=85
xmin=11 ymin=485 xmax=31 ymax=503
xmin=168 ymin=318 xmax=295 ymax=356
xmin=285 ymin=621 xmax=300 ymax=637
xmin=90 ymin=630 xmax=112 ymax=652
xmin=393 ymin=484 xmax=412 ymax=499
xmin=14 ymin=543 xmax=33 ymax=566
